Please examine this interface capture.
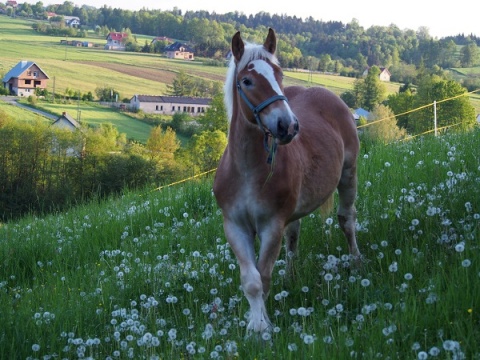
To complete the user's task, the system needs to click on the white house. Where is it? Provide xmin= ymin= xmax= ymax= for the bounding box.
xmin=51 ymin=112 xmax=83 ymax=156
xmin=52 ymin=112 xmax=81 ymax=131
xmin=105 ymin=32 xmax=129 ymax=50
xmin=362 ymin=67 xmax=391 ymax=82
xmin=64 ymin=16 xmax=80 ymax=28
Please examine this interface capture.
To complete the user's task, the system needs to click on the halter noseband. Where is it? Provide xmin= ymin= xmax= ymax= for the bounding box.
xmin=236 ymin=78 xmax=288 ymax=164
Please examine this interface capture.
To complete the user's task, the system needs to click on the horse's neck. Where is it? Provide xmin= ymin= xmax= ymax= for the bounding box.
xmin=228 ymin=114 xmax=268 ymax=171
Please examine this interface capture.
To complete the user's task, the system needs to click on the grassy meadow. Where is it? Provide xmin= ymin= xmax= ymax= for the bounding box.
xmin=20 ymin=100 xmax=154 ymax=143
xmin=1 ymin=126 xmax=479 ymax=359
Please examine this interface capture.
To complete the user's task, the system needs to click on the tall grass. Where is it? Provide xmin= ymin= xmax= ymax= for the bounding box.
xmin=1 ymin=127 xmax=479 ymax=359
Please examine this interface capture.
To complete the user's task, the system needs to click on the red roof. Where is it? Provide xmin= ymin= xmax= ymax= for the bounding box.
xmin=108 ymin=32 xmax=129 ymax=41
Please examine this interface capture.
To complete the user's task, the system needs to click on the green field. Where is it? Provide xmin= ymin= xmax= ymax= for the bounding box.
xmin=22 ymin=100 xmax=154 ymax=143
xmin=1 ymin=128 xmax=479 ymax=359
xmin=0 ymin=99 xmax=51 ymax=122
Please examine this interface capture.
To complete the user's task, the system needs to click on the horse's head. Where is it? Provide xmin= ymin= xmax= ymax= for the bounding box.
xmin=231 ymin=28 xmax=299 ymax=145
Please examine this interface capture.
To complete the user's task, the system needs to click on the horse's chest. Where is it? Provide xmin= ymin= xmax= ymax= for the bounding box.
xmin=216 ymin=177 xmax=275 ymax=219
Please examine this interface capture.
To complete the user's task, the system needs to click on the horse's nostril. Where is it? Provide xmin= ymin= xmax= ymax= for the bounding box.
xmin=294 ymin=119 xmax=299 ymax=133
xmin=277 ymin=119 xmax=287 ymax=137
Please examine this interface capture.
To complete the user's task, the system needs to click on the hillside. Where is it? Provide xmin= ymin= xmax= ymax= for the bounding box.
xmin=1 ymin=14 xmax=479 ymax=144
xmin=0 ymin=128 xmax=479 ymax=358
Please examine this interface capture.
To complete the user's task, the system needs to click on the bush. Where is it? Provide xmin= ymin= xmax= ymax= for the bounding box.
xmin=27 ymin=95 xmax=37 ymax=105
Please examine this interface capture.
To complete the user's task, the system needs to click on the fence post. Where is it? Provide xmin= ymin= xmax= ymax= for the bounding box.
xmin=434 ymin=100 xmax=437 ymax=136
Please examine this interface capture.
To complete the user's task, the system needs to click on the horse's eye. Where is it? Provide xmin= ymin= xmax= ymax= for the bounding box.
xmin=242 ymin=78 xmax=252 ymax=87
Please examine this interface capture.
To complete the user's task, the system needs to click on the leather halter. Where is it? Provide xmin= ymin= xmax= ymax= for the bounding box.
xmin=236 ymin=78 xmax=288 ymax=164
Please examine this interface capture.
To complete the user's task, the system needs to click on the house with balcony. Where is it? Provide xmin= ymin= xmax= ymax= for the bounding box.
xmin=165 ymin=42 xmax=194 ymax=60
xmin=104 ymin=32 xmax=129 ymax=50
xmin=2 ymin=60 xmax=49 ymax=96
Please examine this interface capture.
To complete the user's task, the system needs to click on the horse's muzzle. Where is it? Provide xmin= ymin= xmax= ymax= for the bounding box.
xmin=276 ymin=116 xmax=299 ymax=144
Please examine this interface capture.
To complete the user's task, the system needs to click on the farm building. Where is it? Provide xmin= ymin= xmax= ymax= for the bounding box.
xmin=130 ymin=95 xmax=211 ymax=116
xmin=105 ymin=32 xmax=129 ymax=50
xmin=164 ymin=42 xmax=195 ymax=60
xmin=2 ymin=60 xmax=49 ymax=97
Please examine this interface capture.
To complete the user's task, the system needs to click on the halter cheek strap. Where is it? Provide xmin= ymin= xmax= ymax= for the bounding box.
xmin=236 ymin=80 xmax=288 ymax=164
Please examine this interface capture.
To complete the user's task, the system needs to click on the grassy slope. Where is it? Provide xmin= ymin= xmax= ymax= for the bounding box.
xmin=0 ymin=128 xmax=479 ymax=359
xmin=23 ymin=101 xmax=153 ymax=143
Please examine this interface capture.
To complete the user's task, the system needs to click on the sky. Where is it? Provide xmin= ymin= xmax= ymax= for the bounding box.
xmin=29 ymin=0 xmax=478 ymax=39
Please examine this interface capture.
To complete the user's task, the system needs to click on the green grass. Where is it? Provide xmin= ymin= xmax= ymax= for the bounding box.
xmin=0 ymin=100 xmax=51 ymax=123
xmin=21 ymin=100 xmax=154 ymax=143
xmin=1 ymin=127 xmax=479 ymax=359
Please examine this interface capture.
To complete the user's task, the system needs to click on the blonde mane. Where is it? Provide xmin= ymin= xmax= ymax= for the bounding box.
xmin=223 ymin=42 xmax=279 ymax=123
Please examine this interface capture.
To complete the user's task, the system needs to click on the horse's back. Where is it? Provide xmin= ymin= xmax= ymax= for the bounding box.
xmin=285 ymin=86 xmax=359 ymax=163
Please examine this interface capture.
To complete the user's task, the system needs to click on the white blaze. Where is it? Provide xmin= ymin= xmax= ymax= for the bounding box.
xmin=250 ymin=60 xmax=283 ymax=96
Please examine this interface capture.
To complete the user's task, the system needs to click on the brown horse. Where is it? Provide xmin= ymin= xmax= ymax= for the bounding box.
xmin=213 ymin=28 xmax=360 ymax=332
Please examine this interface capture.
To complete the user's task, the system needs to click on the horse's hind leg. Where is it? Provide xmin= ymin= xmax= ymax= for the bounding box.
xmin=337 ymin=165 xmax=361 ymax=258
xmin=284 ymin=220 xmax=301 ymax=276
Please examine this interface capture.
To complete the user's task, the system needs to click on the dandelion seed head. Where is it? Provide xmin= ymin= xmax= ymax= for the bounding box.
xmin=462 ymin=259 xmax=471 ymax=267
xmin=288 ymin=343 xmax=298 ymax=351
xmin=303 ymin=335 xmax=315 ymax=344
xmin=361 ymin=278 xmax=371 ymax=287
xmin=429 ymin=346 xmax=440 ymax=356
xmin=417 ymin=351 xmax=428 ymax=359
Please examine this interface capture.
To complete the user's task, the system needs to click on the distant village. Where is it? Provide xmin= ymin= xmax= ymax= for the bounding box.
xmin=1 ymin=1 xmax=212 ymax=127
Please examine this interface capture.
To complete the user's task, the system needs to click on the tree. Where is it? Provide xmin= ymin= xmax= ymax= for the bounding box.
xmin=95 ymin=86 xmax=120 ymax=102
xmin=166 ymin=70 xmax=193 ymax=96
xmin=363 ymin=104 xmax=407 ymax=144
xmin=357 ymin=66 xmax=387 ymax=111
xmin=411 ymin=75 xmax=476 ymax=133
xmin=318 ymin=54 xmax=332 ymax=72
xmin=146 ymin=126 xmax=180 ymax=163
xmin=84 ymin=123 xmax=125 ymax=154
xmin=185 ymin=130 xmax=227 ymax=172
xmin=460 ymin=42 xmax=479 ymax=67
xmin=386 ymin=89 xmax=415 ymax=132
xmin=199 ymin=93 xmax=228 ymax=134
xmin=340 ymin=91 xmax=357 ymax=109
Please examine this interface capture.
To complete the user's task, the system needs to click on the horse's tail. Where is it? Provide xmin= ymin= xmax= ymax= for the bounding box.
xmin=320 ymin=194 xmax=334 ymax=217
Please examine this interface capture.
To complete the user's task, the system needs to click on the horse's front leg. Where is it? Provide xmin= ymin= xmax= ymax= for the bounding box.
xmin=257 ymin=223 xmax=285 ymax=305
xmin=223 ymin=219 xmax=271 ymax=332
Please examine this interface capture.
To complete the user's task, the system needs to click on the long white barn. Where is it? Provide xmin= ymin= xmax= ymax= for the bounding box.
xmin=130 ymin=95 xmax=211 ymax=116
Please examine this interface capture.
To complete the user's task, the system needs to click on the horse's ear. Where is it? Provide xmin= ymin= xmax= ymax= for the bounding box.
xmin=264 ymin=28 xmax=276 ymax=55
xmin=231 ymin=31 xmax=244 ymax=62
